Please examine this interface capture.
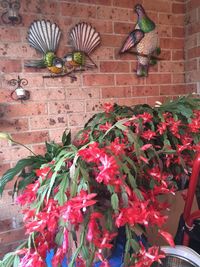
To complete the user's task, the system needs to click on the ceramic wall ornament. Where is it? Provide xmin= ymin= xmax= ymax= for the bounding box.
xmin=120 ymin=4 xmax=162 ymax=77
xmin=25 ymin=20 xmax=101 ymax=82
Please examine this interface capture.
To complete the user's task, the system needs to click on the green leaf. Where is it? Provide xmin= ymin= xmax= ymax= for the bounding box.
xmin=0 ymin=157 xmax=42 ymax=196
xmin=62 ymin=129 xmax=71 ymax=146
xmin=55 ymin=231 xmax=63 ymax=246
xmin=130 ymin=238 xmax=140 ymax=252
xmin=111 ymin=193 xmax=119 ymax=212
xmin=81 ymin=245 xmax=89 ymax=260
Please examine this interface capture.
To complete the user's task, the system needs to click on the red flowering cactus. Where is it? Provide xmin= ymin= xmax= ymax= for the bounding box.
xmin=0 ymin=95 xmax=200 ymax=267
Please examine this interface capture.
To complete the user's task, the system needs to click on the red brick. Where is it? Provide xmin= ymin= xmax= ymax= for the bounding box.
xmin=185 ymin=70 xmax=200 ymax=83
xmin=0 ymin=164 xmax=10 ymax=176
xmin=172 ymin=50 xmax=185 ymax=61
xmin=0 ymin=43 xmax=37 ymax=58
xmin=30 ymin=115 xmax=68 ymax=130
xmin=172 ymin=27 xmax=185 ymax=38
xmin=0 ymin=28 xmax=21 ymax=42
xmin=0 ymin=228 xmax=25 ymax=244
xmin=143 ymin=0 xmax=171 ymax=13
xmin=160 ymin=61 xmax=184 ymax=72
xmin=11 ymin=131 xmax=49 ymax=145
xmin=93 ymin=47 xmax=114 ymax=60
xmin=101 ymin=34 xmax=125 ymax=48
xmin=61 ymin=3 xmax=96 ymax=18
xmin=158 ymin=25 xmax=172 ymax=38
xmin=21 ymin=1 xmax=57 ymax=15
xmin=132 ymin=86 xmax=159 ymax=97
xmin=44 ymin=75 xmax=81 ymax=87
xmin=187 ymin=22 xmax=200 ymax=35
xmin=146 ymin=74 xmax=172 ymax=85
xmin=187 ymin=46 xmax=200 ymax=59
xmin=113 ymin=0 xmax=142 ymax=8
xmin=172 ymin=3 xmax=185 ymax=14
xmin=102 ymin=86 xmax=131 ymax=98
xmin=160 ymin=84 xmax=196 ymax=95
xmin=172 ymin=73 xmax=185 ymax=84
xmin=117 ymin=98 xmax=146 ymax=106
xmin=0 ymin=146 xmax=31 ymax=161
xmin=83 ymin=74 xmax=114 ymax=86
xmin=78 ymin=0 xmax=112 ymax=5
xmin=114 ymin=22 xmax=133 ymax=34
xmin=32 ymin=144 xmax=47 ymax=155
xmin=0 ymin=119 xmax=29 ymax=132
xmin=66 ymin=87 xmax=100 ymax=100
xmin=186 ymin=0 xmax=200 ymax=11
xmin=100 ymin=61 xmax=129 ymax=73
xmin=48 ymin=101 xmax=84 ymax=115
xmin=185 ymin=59 xmax=198 ymax=71
xmin=0 ymin=219 xmax=23 ymax=232
xmin=160 ymin=38 xmax=184 ymax=49
xmin=97 ymin=6 xmax=129 ymax=21
xmin=68 ymin=113 xmax=93 ymax=127
xmin=160 ymin=50 xmax=171 ymax=61
xmin=0 ymin=60 xmax=22 ymax=73
xmin=158 ymin=14 xmax=184 ymax=26
xmin=116 ymin=74 xmax=145 ymax=86
xmin=1 ymin=103 xmax=47 ymax=118
xmin=87 ymin=20 xmax=113 ymax=34
xmin=49 ymin=128 xmax=67 ymax=143
xmin=185 ymin=34 xmax=197 ymax=50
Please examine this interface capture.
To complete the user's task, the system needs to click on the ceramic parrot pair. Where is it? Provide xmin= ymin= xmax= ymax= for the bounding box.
xmin=25 ymin=20 xmax=101 ymax=80
xmin=25 ymin=4 xmax=160 ymax=78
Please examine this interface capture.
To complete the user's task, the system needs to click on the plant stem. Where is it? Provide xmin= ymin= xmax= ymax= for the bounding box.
xmin=11 ymin=139 xmax=37 ymax=156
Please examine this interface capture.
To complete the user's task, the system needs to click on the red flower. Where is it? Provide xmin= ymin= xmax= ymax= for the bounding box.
xmin=96 ymin=154 xmax=120 ymax=185
xmin=35 ymin=163 xmax=53 ymax=180
xmin=103 ymin=103 xmax=114 ymax=113
xmin=159 ymin=229 xmax=175 ymax=247
xmin=78 ymin=142 xmax=104 ymax=163
xmin=16 ymin=181 xmax=40 ymax=205
xmin=19 ymin=249 xmax=46 ymax=267
xmin=132 ymin=244 xmax=165 ymax=267
xmin=107 ymin=137 xmax=125 ymax=156
xmin=61 ymin=191 xmax=97 ymax=225
xmin=137 ymin=112 xmax=153 ymax=123
xmin=99 ymin=122 xmax=112 ymax=132
xmin=142 ymin=129 xmax=156 ymax=140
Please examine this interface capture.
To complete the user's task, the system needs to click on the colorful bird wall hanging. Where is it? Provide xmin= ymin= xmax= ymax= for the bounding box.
xmin=25 ymin=20 xmax=101 ymax=81
xmin=120 ymin=4 xmax=161 ymax=77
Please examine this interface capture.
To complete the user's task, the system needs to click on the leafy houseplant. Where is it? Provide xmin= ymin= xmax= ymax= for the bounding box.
xmin=0 ymin=95 xmax=200 ymax=267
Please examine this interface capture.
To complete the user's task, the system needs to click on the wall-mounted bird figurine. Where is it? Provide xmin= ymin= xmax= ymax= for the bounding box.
xmin=25 ymin=20 xmax=101 ymax=81
xmin=120 ymin=4 xmax=161 ymax=77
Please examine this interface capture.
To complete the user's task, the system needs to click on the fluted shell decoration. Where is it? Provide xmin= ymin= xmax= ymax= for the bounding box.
xmin=25 ymin=20 xmax=101 ymax=81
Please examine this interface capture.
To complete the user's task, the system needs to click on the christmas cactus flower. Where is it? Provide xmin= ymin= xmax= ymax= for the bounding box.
xmin=0 ymin=95 xmax=200 ymax=266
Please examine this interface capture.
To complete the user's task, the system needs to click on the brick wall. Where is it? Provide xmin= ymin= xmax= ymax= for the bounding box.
xmin=185 ymin=0 xmax=200 ymax=93
xmin=0 ymin=0 xmax=197 ymax=258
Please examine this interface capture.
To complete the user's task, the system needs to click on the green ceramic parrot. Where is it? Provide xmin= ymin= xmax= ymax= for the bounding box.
xmin=120 ymin=4 xmax=160 ymax=77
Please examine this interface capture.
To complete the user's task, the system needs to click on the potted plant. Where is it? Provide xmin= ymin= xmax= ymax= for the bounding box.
xmin=0 ymin=95 xmax=200 ymax=267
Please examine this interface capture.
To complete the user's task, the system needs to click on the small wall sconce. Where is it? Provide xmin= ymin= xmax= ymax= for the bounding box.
xmin=1 ymin=0 xmax=22 ymax=25
xmin=9 ymin=76 xmax=30 ymax=101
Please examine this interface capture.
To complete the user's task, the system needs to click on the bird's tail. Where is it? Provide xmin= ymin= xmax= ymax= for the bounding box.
xmin=27 ymin=20 xmax=61 ymax=54
xmin=70 ymin=22 xmax=101 ymax=55
xmin=24 ymin=59 xmax=46 ymax=68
